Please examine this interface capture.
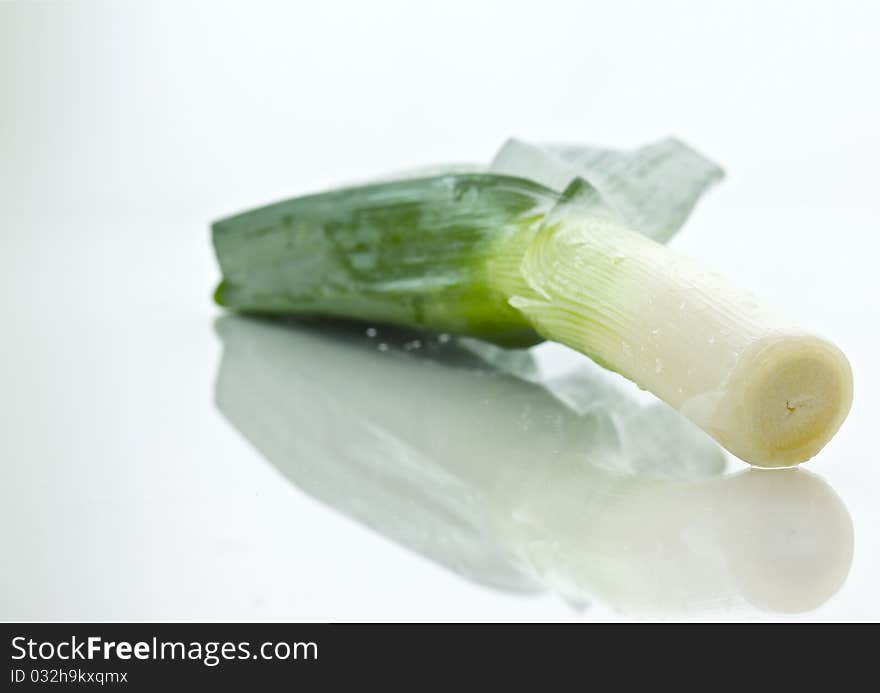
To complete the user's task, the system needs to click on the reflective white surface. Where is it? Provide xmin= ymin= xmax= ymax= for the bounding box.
xmin=2 ymin=1 xmax=879 ymax=621
xmin=215 ymin=316 xmax=853 ymax=617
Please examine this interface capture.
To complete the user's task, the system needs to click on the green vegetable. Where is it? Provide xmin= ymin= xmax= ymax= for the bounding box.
xmin=211 ymin=138 xmax=853 ymax=468
xmin=213 ymin=173 xmax=554 ymax=347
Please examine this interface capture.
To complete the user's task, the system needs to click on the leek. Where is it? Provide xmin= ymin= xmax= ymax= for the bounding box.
xmin=212 ymin=138 xmax=853 ymax=468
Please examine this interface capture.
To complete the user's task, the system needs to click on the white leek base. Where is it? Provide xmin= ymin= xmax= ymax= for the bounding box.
xmin=510 ymin=216 xmax=854 ymax=468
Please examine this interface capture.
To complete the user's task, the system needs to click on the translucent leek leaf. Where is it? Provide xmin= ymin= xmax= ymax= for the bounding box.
xmin=490 ymin=137 xmax=724 ymax=242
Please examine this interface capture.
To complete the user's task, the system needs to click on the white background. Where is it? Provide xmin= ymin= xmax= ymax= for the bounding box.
xmin=2 ymin=0 xmax=878 ymax=621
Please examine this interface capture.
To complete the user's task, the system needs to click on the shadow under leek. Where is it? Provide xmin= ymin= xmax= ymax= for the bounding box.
xmin=214 ymin=315 xmax=853 ymax=617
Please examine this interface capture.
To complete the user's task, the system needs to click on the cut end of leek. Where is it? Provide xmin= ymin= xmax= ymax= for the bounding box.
xmin=712 ymin=336 xmax=853 ymax=468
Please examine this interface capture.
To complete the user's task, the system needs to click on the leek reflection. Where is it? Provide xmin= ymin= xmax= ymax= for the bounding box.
xmin=214 ymin=315 xmax=852 ymax=617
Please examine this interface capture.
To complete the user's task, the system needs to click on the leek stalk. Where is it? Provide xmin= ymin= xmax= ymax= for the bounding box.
xmin=211 ymin=142 xmax=852 ymax=468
